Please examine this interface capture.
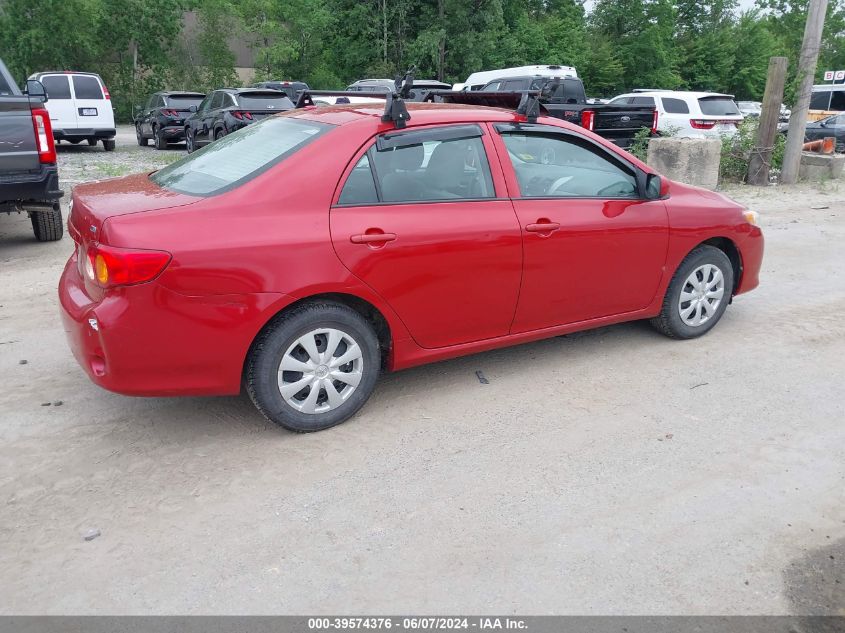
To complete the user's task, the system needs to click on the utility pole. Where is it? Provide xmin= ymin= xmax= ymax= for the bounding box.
xmin=747 ymin=57 xmax=788 ymax=185
xmin=781 ymin=0 xmax=829 ymax=184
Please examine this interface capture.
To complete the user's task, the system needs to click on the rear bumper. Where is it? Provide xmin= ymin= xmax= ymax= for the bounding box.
xmin=0 ymin=163 xmax=63 ymax=207
xmin=54 ymin=128 xmax=115 ymax=140
xmin=159 ymin=124 xmax=186 ymax=139
xmin=59 ymin=253 xmax=292 ymax=396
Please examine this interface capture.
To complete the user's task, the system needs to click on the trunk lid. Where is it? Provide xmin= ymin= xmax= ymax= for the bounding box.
xmin=70 ymin=172 xmax=201 ymax=243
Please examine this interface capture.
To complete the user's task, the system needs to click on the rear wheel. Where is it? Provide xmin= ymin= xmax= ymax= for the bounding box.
xmin=214 ymin=129 xmax=224 ymax=142
xmin=136 ymin=125 xmax=148 ymax=146
xmin=103 ymin=138 xmax=115 ymax=152
xmin=88 ymin=137 xmax=98 ymax=146
xmin=185 ymin=128 xmax=195 ymax=153
xmin=650 ymin=245 xmax=734 ymax=339
xmin=154 ymin=126 xmax=167 ymax=150
xmin=246 ymin=302 xmax=381 ymax=432
xmin=30 ymin=204 xmax=63 ymax=242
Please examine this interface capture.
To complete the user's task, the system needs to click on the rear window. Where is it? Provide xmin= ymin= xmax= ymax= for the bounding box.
xmin=41 ymin=75 xmax=71 ymax=99
xmin=166 ymin=95 xmax=204 ymax=108
xmin=551 ymin=78 xmax=585 ymax=103
xmin=631 ymin=96 xmax=655 ymax=106
xmin=236 ymin=93 xmax=294 ymax=109
xmin=72 ymin=75 xmax=103 ymax=99
xmin=662 ymin=97 xmax=689 ymax=114
xmin=698 ymin=97 xmax=740 ymax=116
xmin=151 ymin=117 xmax=331 ymax=196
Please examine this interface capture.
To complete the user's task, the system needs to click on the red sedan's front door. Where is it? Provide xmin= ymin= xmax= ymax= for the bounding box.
xmin=330 ymin=124 xmax=522 ymax=349
xmin=492 ymin=124 xmax=670 ymax=333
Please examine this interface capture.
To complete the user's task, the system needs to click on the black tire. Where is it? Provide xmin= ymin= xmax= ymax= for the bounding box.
xmin=136 ymin=125 xmax=148 ymax=147
xmin=185 ymin=128 xmax=195 ymax=153
xmin=68 ymin=139 xmax=81 ymax=144
xmin=30 ymin=204 xmax=64 ymax=242
xmin=214 ymin=129 xmax=224 ymax=141
xmin=650 ymin=245 xmax=734 ymax=339
xmin=103 ymin=138 xmax=116 ymax=152
xmin=154 ymin=126 xmax=167 ymax=150
xmin=246 ymin=302 xmax=381 ymax=432
xmin=88 ymin=137 xmax=98 ymax=146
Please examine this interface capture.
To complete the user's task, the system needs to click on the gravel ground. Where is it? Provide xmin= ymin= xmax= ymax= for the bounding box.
xmin=0 ymin=127 xmax=843 ymax=614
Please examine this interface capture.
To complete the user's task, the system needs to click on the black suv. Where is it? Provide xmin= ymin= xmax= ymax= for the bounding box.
xmin=250 ymin=80 xmax=309 ymax=100
xmin=135 ymin=91 xmax=205 ymax=149
xmin=184 ymin=88 xmax=295 ymax=152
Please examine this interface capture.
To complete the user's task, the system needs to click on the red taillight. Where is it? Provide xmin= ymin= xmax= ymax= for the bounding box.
xmin=651 ymin=109 xmax=659 ymax=134
xmin=86 ymin=244 xmax=171 ymax=288
xmin=580 ymin=110 xmax=595 ymax=132
xmin=161 ymin=109 xmax=179 ymax=117
xmin=31 ymin=108 xmax=57 ymax=164
xmin=232 ymin=111 xmax=253 ymax=121
xmin=690 ymin=119 xmax=717 ymax=130
xmin=102 ymin=84 xmax=110 ymax=100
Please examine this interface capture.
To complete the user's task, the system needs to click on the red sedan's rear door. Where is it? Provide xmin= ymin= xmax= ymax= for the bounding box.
xmin=330 ymin=124 xmax=522 ymax=349
xmin=492 ymin=123 xmax=669 ymax=333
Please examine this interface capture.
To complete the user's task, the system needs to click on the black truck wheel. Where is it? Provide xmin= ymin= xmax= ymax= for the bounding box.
xmin=31 ymin=204 xmax=64 ymax=242
xmin=103 ymin=139 xmax=116 ymax=152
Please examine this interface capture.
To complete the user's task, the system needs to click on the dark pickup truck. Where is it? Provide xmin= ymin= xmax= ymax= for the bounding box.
xmin=0 ymin=59 xmax=63 ymax=241
xmin=441 ymin=75 xmax=656 ymax=148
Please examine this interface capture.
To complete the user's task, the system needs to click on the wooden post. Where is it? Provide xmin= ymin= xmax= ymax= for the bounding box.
xmin=781 ymin=0 xmax=829 ymax=184
xmin=747 ymin=57 xmax=789 ymax=185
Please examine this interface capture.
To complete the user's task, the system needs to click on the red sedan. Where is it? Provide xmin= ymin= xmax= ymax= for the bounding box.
xmin=60 ymin=101 xmax=763 ymax=432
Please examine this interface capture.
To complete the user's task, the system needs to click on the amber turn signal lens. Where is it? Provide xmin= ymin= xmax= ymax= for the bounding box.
xmin=743 ymin=210 xmax=760 ymax=226
xmin=94 ymin=254 xmax=109 ymax=285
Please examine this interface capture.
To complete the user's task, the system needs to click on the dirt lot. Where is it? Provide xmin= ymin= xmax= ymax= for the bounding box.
xmin=1 ymin=126 xmax=843 ymax=614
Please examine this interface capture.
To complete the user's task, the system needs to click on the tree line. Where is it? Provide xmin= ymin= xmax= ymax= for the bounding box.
xmin=2 ymin=0 xmax=844 ymax=121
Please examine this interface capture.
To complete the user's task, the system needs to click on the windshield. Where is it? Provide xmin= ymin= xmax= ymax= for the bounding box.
xmin=166 ymin=95 xmax=204 ymax=108
xmin=151 ymin=117 xmax=331 ymax=196
xmin=237 ymin=93 xmax=294 ymax=109
xmin=699 ymin=97 xmax=740 ymax=116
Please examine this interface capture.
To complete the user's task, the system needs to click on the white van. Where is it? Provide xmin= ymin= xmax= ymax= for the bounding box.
xmin=461 ymin=65 xmax=578 ymax=91
xmin=28 ymin=71 xmax=116 ymax=151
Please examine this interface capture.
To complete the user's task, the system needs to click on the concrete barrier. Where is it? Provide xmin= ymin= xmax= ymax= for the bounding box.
xmin=798 ymin=152 xmax=844 ymax=181
xmin=646 ymin=137 xmax=722 ymax=190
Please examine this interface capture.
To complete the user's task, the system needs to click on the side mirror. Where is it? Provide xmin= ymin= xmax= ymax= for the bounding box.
xmin=645 ymin=174 xmax=662 ymax=200
xmin=189 ymin=105 xmax=198 ymax=113
xmin=820 ymin=120 xmax=828 ymax=127
xmin=25 ymin=79 xmax=47 ymax=103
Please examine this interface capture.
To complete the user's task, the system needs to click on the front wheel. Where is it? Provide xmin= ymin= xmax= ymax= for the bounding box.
xmin=185 ymin=128 xmax=195 ymax=153
xmin=650 ymin=245 xmax=734 ymax=339
xmin=246 ymin=302 xmax=381 ymax=432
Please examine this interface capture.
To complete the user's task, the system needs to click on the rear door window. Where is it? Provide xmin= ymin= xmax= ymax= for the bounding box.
xmin=72 ymin=75 xmax=103 ymax=100
xmin=41 ymin=75 xmax=71 ymax=99
xmin=151 ymin=117 xmax=331 ymax=196
xmin=661 ymin=97 xmax=689 ymax=114
xmin=631 ymin=96 xmax=655 ymax=106
xmin=210 ymin=92 xmax=225 ymax=109
xmin=338 ymin=155 xmax=379 ymax=205
xmin=699 ymin=97 xmax=740 ymax=116
xmin=338 ymin=125 xmax=495 ymax=204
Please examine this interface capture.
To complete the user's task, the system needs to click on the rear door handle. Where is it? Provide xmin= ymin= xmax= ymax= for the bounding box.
xmin=525 ymin=221 xmax=561 ymax=233
xmin=350 ymin=232 xmax=397 ymax=244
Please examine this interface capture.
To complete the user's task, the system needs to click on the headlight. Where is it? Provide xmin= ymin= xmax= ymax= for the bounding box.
xmin=743 ymin=209 xmax=760 ymax=226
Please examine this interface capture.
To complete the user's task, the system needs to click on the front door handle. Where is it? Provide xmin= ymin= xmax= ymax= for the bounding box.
xmin=350 ymin=231 xmax=397 ymax=245
xmin=525 ymin=220 xmax=561 ymax=234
